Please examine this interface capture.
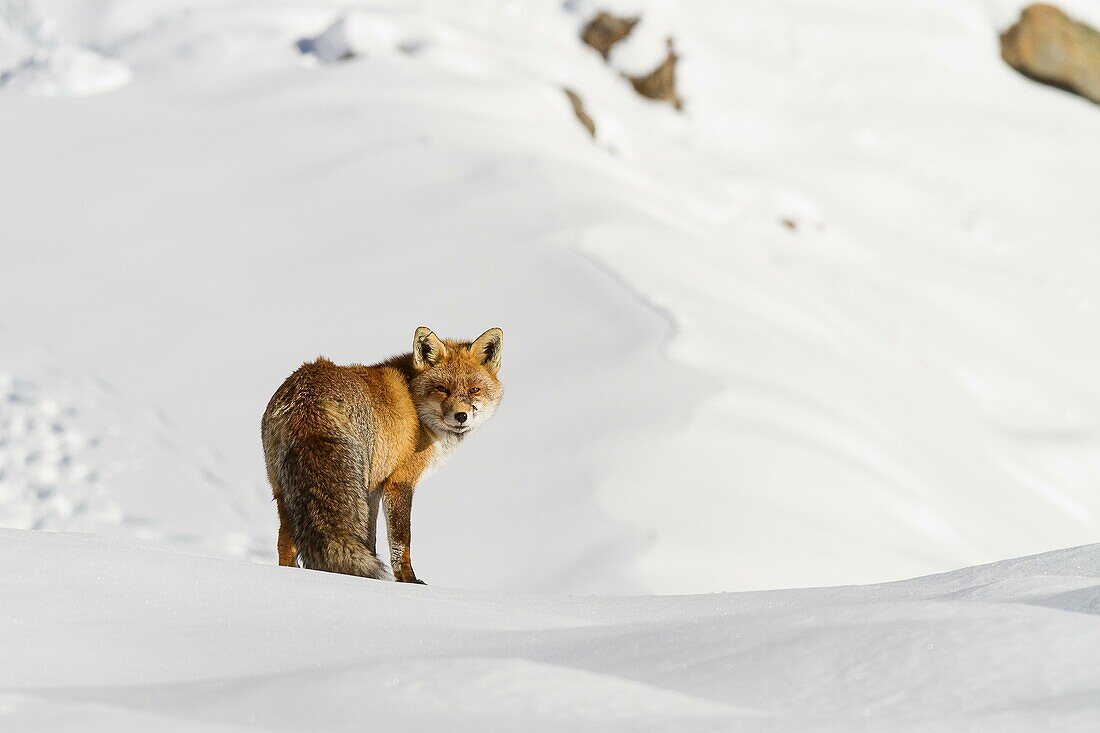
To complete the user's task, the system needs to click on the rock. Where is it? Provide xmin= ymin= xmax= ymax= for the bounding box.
xmin=580 ymin=11 xmax=639 ymax=61
xmin=626 ymin=38 xmax=683 ymax=110
xmin=563 ymin=88 xmax=596 ymax=138
xmin=1000 ymin=4 xmax=1100 ymax=104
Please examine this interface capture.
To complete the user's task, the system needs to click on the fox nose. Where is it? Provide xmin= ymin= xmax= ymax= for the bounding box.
xmin=454 ymin=412 xmax=468 ymax=424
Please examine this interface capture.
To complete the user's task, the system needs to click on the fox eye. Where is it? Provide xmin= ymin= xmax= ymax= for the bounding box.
xmin=435 ymin=386 xmax=450 ymax=396
xmin=469 ymin=387 xmax=480 ymax=396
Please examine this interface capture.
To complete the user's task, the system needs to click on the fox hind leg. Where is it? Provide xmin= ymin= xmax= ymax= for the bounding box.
xmin=275 ymin=490 xmax=298 ymax=567
xmin=266 ymin=467 xmax=298 ymax=567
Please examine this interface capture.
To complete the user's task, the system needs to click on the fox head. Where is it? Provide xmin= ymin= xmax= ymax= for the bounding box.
xmin=410 ymin=326 xmax=503 ymax=436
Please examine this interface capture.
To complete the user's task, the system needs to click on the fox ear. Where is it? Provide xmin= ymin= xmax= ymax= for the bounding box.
xmin=412 ymin=326 xmax=448 ymax=370
xmin=469 ymin=328 xmax=503 ymax=374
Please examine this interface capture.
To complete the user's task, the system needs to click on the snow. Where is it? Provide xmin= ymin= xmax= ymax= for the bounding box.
xmin=2 ymin=0 xmax=1100 ymax=727
xmin=3 ymin=0 xmax=1096 ymax=592
xmin=2 ymin=529 xmax=1098 ymax=730
xmin=0 ymin=1 xmax=130 ymax=95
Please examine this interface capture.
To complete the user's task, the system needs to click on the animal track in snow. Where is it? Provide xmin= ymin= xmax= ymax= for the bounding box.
xmin=0 ymin=372 xmax=124 ymax=532
xmin=0 ymin=330 xmax=272 ymax=563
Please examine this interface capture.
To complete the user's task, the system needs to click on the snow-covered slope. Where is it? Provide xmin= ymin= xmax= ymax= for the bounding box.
xmin=2 ymin=528 xmax=1099 ymax=731
xmin=2 ymin=0 xmax=1100 ymax=594
xmin=4 ymin=0 xmax=1100 ymax=727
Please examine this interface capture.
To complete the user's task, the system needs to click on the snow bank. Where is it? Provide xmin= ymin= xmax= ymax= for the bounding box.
xmin=1 ymin=529 xmax=1098 ymax=731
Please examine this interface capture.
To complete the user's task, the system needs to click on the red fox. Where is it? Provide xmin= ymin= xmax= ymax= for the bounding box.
xmin=261 ymin=327 xmax=503 ymax=583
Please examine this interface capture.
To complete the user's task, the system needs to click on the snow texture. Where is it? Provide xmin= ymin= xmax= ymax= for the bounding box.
xmin=2 ymin=529 xmax=1099 ymax=731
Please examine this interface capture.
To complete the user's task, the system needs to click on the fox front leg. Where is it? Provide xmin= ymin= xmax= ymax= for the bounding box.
xmin=383 ymin=481 xmax=424 ymax=584
xmin=365 ymin=488 xmax=382 ymax=556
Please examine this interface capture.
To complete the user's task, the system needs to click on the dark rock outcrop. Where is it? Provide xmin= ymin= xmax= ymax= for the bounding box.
xmin=563 ymin=88 xmax=596 ymax=137
xmin=581 ymin=12 xmax=639 ymax=60
xmin=627 ymin=39 xmax=682 ymax=110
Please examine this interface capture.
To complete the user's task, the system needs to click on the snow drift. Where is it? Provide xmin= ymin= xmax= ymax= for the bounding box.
xmin=2 ymin=528 xmax=1099 ymax=731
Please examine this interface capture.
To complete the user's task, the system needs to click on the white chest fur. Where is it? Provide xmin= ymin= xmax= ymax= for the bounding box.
xmin=420 ymin=431 xmax=462 ymax=483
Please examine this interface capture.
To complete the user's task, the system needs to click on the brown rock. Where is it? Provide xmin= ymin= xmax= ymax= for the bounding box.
xmin=581 ymin=11 xmax=639 ymax=60
xmin=563 ymin=88 xmax=596 ymax=138
xmin=1001 ymin=4 xmax=1100 ymax=104
xmin=627 ymin=38 xmax=683 ymax=110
